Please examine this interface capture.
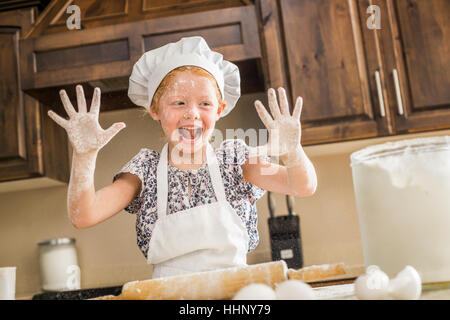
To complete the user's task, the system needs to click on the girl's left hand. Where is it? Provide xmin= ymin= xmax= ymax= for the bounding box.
xmin=252 ymin=87 xmax=303 ymax=158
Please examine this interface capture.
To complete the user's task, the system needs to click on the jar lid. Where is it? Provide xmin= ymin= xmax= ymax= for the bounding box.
xmin=350 ymin=135 xmax=450 ymax=166
xmin=37 ymin=238 xmax=75 ymax=246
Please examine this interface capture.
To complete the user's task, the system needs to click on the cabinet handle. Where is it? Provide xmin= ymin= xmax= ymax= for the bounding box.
xmin=375 ymin=71 xmax=386 ymax=117
xmin=392 ymin=69 xmax=404 ymax=116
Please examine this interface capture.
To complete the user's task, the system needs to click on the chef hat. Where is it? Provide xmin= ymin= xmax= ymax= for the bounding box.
xmin=128 ymin=36 xmax=241 ymax=118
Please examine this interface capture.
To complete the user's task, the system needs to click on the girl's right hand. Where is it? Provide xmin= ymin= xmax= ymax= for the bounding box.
xmin=47 ymin=84 xmax=126 ymax=155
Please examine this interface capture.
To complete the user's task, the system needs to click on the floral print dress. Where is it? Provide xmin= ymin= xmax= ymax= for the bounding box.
xmin=113 ymin=139 xmax=267 ymax=259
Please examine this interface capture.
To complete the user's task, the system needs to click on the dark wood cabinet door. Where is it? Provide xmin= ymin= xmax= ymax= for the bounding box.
xmin=0 ymin=27 xmax=26 ymax=161
xmin=0 ymin=8 xmax=69 ymax=183
xmin=274 ymin=0 xmax=390 ymax=145
xmin=0 ymin=20 xmax=42 ymax=181
xmin=384 ymin=0 xmax=450 ymax=133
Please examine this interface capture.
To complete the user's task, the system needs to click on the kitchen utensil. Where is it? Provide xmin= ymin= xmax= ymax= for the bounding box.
xmin=287 ymin=263 xmax=346 ymax=282
xmin=267 ymin=192 xmax=303 ymax=269
xmin=351 ymin=136 xmax=450 ymax=283
xmin=38 ymin=237 xmax=80 ymax=291
xmin=110 ymin=261 xmax=287 ymax=300
xmin=0 ymin=267 xmax=16 ymax=300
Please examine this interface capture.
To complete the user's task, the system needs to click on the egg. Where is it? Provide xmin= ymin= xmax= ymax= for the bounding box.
xmin=275 ymin=280 xmax=316 ymax=300
xmin=354 ymin=266 xmax=390 ymax=300
xmin=388 ymin=265 xmax=422 ymax=300
xmin=233 ymin=283 xmax=277 ymax=300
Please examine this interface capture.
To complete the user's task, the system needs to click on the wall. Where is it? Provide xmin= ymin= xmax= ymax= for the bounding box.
xmin=4 ymin=92 xmax=446 ymax=297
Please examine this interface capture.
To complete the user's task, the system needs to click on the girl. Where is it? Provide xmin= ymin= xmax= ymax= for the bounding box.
xmin=47 ymin=36 xmax=317 ymax=279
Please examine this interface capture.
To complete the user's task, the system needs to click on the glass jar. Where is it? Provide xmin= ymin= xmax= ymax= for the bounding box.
xmin=38 ymin=238 xmax=80 ymax=291
xmin=350 ymin=136 xmax=450 ymax=283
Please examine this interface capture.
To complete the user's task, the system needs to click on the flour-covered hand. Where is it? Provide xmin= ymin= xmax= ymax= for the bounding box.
xmin=47 ymin=85 xmax=126 ymax=155
xmin=251 ymin=87 xmax=303 ymax=159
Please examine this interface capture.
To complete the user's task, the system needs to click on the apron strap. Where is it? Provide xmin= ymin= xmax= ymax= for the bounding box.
xmin=205 ymin=143 xmax=227 ymax=203
xmin=157 ymin=143 xmax=227 ymax=218
xmin=157 ymin=143 xmax=169 ymax=219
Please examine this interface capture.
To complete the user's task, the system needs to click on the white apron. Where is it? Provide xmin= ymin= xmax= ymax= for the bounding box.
xmin=147 ymin=143 xmax=249 ymax=278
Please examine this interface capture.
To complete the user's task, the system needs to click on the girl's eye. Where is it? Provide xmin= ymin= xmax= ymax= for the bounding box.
xmin=201 ymin=102 xmax=212 ymax=107
xmin=174 ymin=101 xmax=185 ymax=106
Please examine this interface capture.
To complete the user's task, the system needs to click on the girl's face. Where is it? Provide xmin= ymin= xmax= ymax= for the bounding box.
xmin=150 ymin=71 xmax=225 ymax=157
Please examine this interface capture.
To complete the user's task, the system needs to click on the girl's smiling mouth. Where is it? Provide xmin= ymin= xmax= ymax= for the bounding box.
xmin=178 ymin=126 xmax=203 ymax=143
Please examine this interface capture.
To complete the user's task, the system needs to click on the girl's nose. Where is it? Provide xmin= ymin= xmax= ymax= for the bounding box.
xmin=185 ymin=104 xmax=200 ymax=119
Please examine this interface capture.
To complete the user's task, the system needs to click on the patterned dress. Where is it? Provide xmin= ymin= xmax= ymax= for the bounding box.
xmin=113 ymin=139 xmax=267 ymax=259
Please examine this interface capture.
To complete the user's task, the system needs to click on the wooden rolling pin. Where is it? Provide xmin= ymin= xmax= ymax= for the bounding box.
xmin=110 ymin=261 xmax=288 ymax=300
xmin=92 ymin=261 xmax=348 ymax=300
xmin=287 ymin=263 xmax=346 ymax=282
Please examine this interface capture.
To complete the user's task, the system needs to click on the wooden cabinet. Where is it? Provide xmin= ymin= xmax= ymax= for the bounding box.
xmin=380 ymin=0 xmax=450 ymax=133
xmin=257 ymin=0 xmax=450 ymax=145
xmin=27 ymin=0 xmax=251 ymax=36
xmin=0 ymin=8 xmax=69 ymax=184
xmin=20 ymin=1 xmax=264 ymax=113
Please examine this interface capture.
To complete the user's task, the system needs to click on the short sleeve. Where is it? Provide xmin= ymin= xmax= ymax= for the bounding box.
xmin=218 ymin=139 xmax=268 ymax=203
xmin=113 ymin=148 xmax=152 ymax=214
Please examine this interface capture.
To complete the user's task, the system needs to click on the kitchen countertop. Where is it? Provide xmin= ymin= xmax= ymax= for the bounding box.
xmin=313 ymin=283 xmax=450 ymax=300
xmin=16 ymin=293 xmax=37 ymax=300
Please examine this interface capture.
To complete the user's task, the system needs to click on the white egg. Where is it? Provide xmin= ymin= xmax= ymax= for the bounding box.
xmin=388 ymin=265 xmax=422 ymax=300
xmin=354 ymin=266 xmax=390 ymax=300
xmin=275 ymin=280 xmax=316 ymax=300
xmin=233 ymin=283 xmax=277 ymax=300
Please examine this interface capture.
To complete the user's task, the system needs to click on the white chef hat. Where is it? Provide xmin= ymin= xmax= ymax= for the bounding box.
xmin=128 ymin=36 xmax=241 ymax=118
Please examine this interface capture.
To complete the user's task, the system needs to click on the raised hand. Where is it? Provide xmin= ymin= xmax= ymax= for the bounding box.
xmin=251 ymin=87 xmax=303 ymax=159
xmin=47 ymin=85 xmax=126 ymax=155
